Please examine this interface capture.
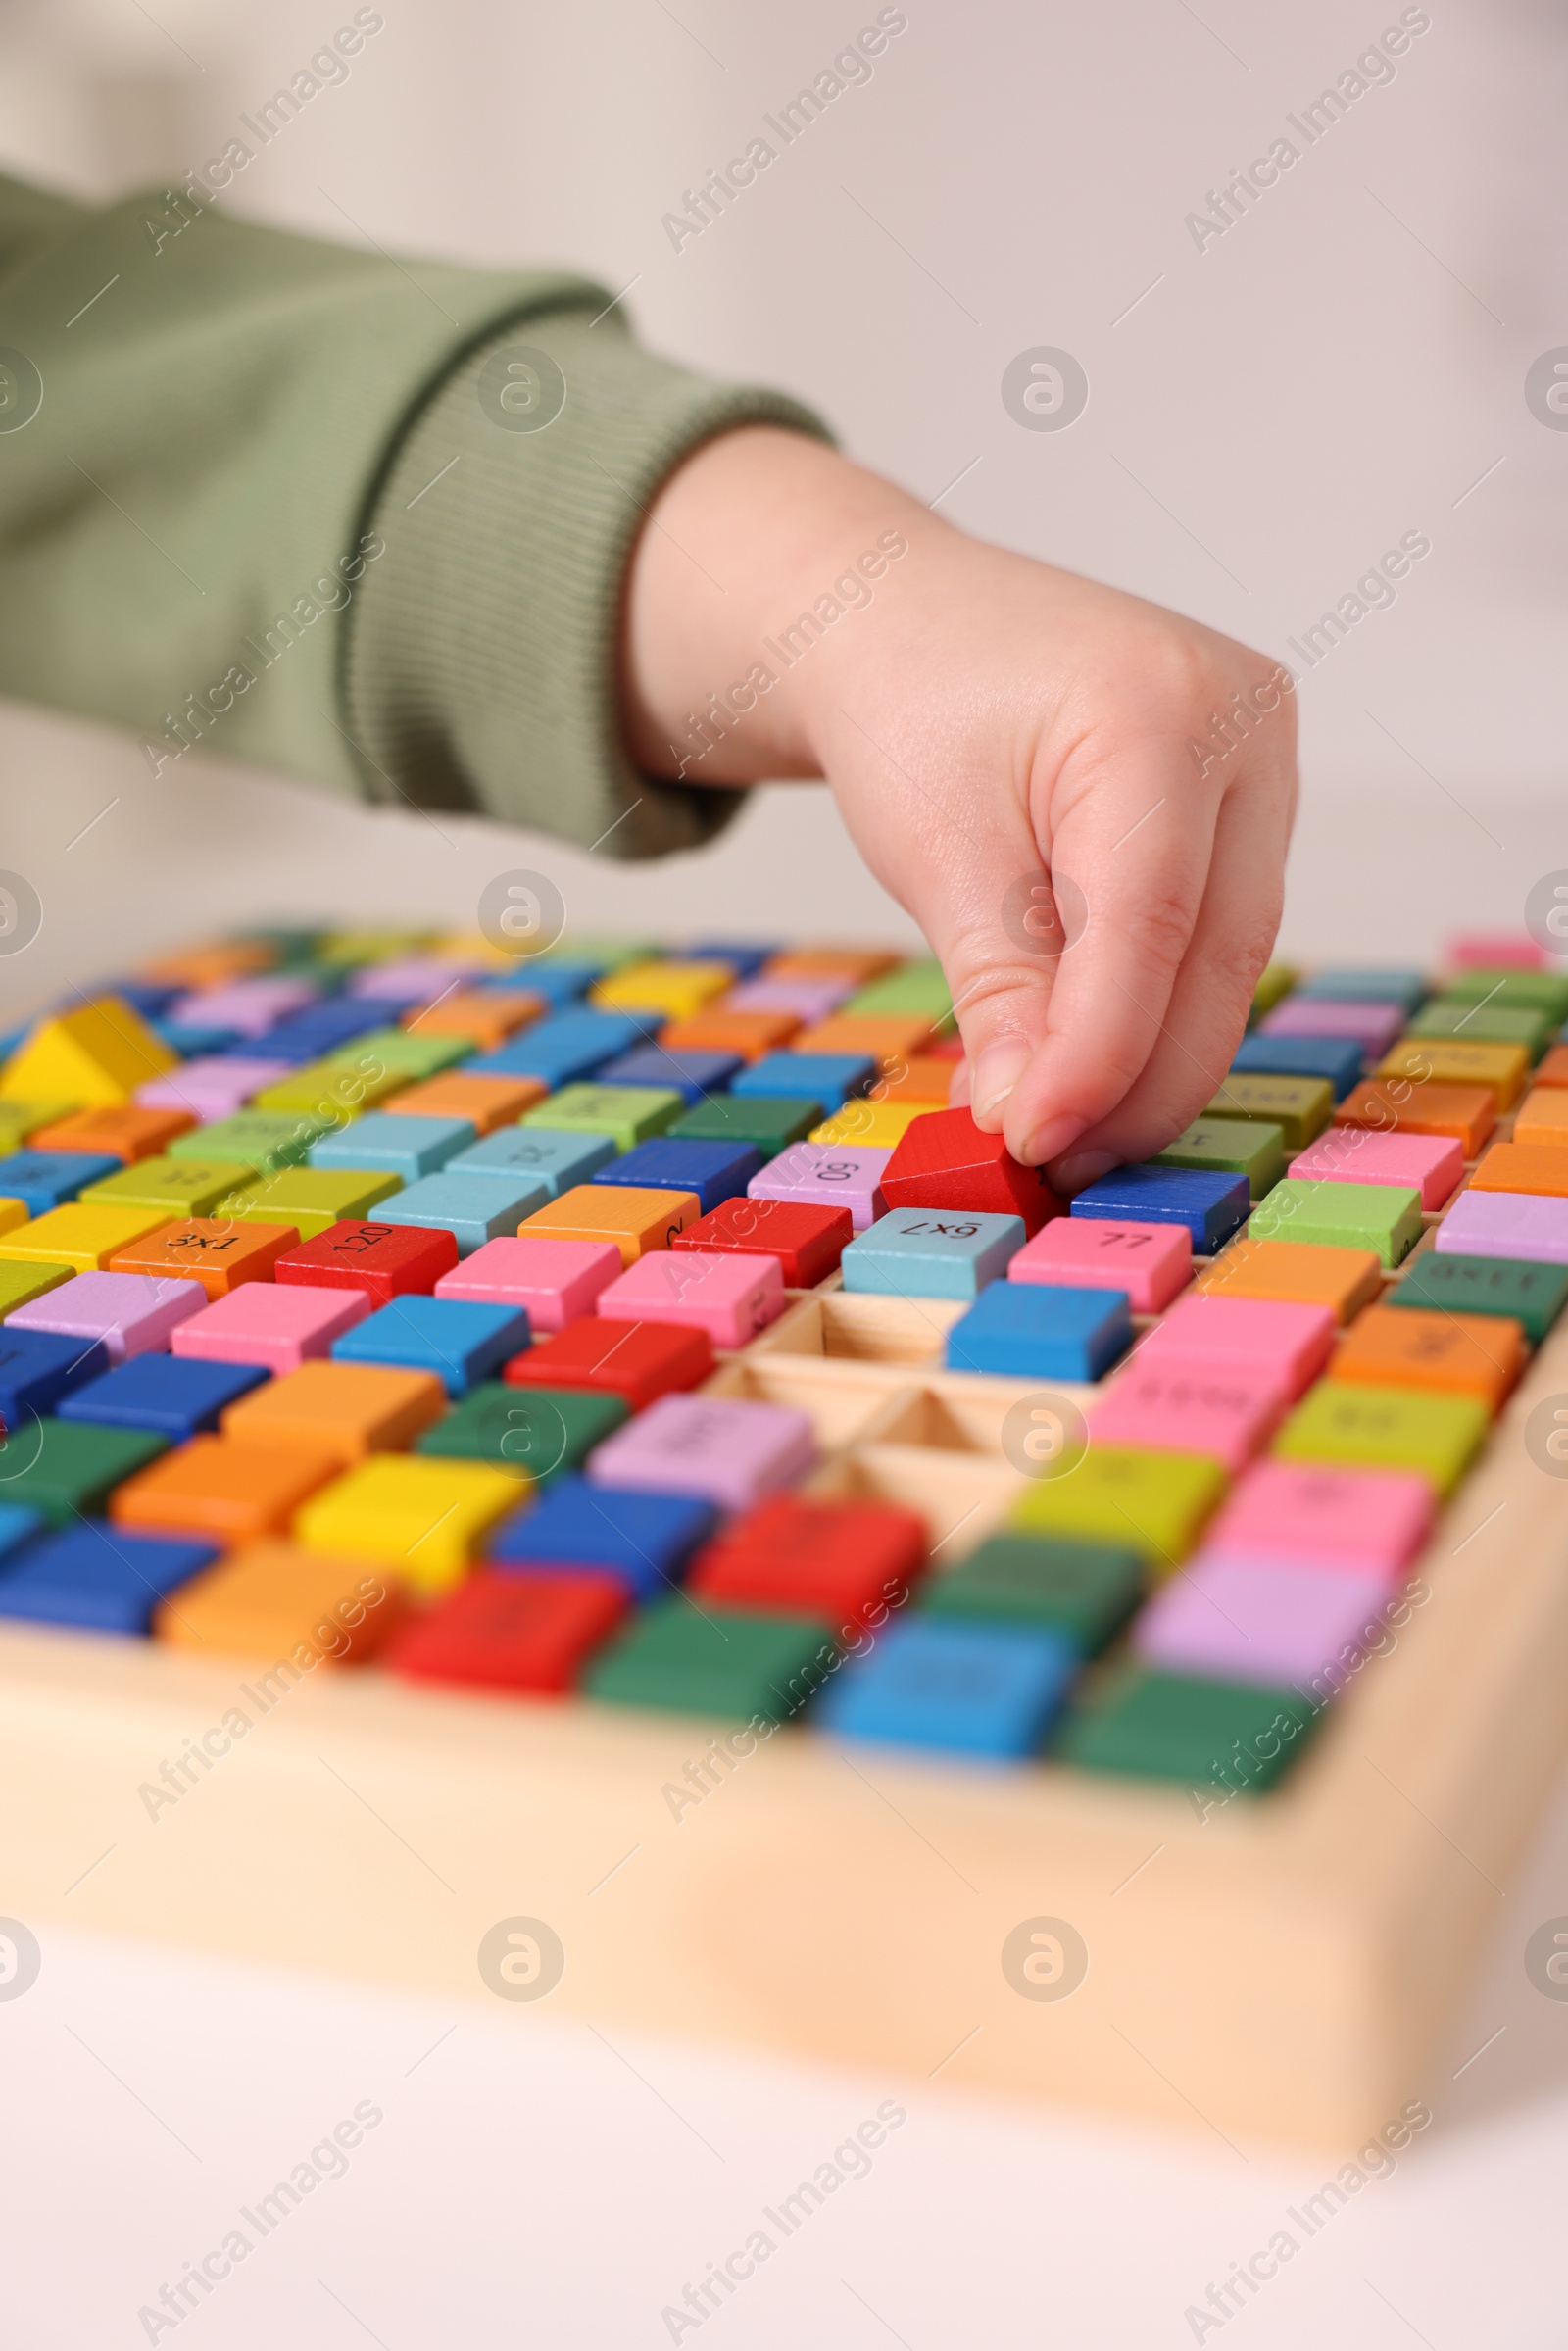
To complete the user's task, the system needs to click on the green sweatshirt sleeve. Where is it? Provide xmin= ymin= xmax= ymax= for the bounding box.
xmin=0 ymin=172 xmax=829 ymax=857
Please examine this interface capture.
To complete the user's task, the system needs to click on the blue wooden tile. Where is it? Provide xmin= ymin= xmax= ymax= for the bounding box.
xmin=57 ymin=1354 xmax=270 ymax=1438
xmin=254 ymin=1001 xmax=385 ymax=1063
xmin=843 ymin=1209 xmax=1025 ymax=1299
xmin=466 ymin=1011 xmax=655 ymax=1088
xmin=731 ymin=1053 xmax=875 ymax=1110
xmin=0 ymin=1327 xmax=113 ymax=1423
xmin=373 ymin=1172 xmax=551 ymax=1257
xmin=486 ymin=1470 xmax=714 ymax=1601
xmin=1229 ymin=1033 xmax=1364 ymax=1099
xmin=1291 ymin=967 xmax=1426 ymax=1009
xmin=309 ymin=1112 xmax=476 ymax=1182
xmin=945 ymin=1281 xmax=1131 ymax=1380
xmin=683 ymin=941 xmax=776 ymax=976
xmin=331 ymin=1297 xmax=531 ymax=1396
xmin=593 ymin=1139 xmax=760 ymax=1214
xmin=1071 ymin=1163 xmax=1250 ymax=1252
xmin=444 ymin=1128 xmax=615 ymax=1196
xmin=0 ymin=1521 xmax=220 ymax=1635
xmin=596 ymin=1046 xmax=743 ymax=1103
xmin=0 ymin=1151 xmax=122 ymax=1214
xmin=814 ymin=1617 xmax=1079 ymax=1757
xmin=0 ymin=1502 xmax=42 ymax=1559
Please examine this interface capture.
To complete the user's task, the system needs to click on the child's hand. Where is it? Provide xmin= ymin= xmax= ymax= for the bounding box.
xmin=622 ymin=428 xmax=1297 ymax=1189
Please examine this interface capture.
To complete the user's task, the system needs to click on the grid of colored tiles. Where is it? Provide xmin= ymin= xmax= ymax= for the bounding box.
xmin=0 ymin=926 xmax=1560 ymax=1794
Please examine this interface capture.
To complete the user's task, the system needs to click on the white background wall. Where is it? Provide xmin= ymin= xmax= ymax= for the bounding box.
xmin=1 ymin=0 xmax=1564 ymax=1017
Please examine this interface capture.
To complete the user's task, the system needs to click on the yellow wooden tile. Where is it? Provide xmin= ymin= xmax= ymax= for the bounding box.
xmin=808 ymin=1100 xmax=926 ymax=1148
xmin=591 ymin=959 xmax=735 ymax=1019
xmin=1375 ymin=1038 xmax=1530 ymax=1110
xmin=0 ymin=1199 xmax=28 ymax=1238
xmin=0 ymin=1201 xmax=169 ymax=1270
xmin=293 ymin=1455 xmax=527 ymax=1593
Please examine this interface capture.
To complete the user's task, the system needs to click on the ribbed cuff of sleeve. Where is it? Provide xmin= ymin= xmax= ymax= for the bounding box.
xmin=344 ymin=311 xmax=831 ymax=859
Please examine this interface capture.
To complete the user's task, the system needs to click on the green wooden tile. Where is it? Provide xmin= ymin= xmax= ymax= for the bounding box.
xmin=1009 ymin=1447 xmax=1224 ymax=1567
xmin=1249 ymin=1178 xmax=1422 ymax=1266
xmin=1405 ymin=999 xmax=1553 ymax=1058
xmin=1388 ymin=1251 xmax=1568 ymax=1346
xmin=415 ymin=1382 xmax=626 ymax=1479
xmin=1153 ymin=1115 xmax=1285 ymax=1200
xmin=81 ymin=1155 xmax=256 ymax=1217
xmin=254 ymin=1062 xmax=407 ymax=1116
xmin=1 ymin=1418 xmax=168 ymax=1523
xmin=1203 ymin=1074 xmax=1332 ymax=1151
xmin=584 ymin=1598 xmax=838 ymax=1722
xmin=921 ymin=1534 xmax=1143 ymax=1653
xmin=669 ymin=1095 xmax=822 ymax=1150
xmin=1056 ymin=1666 xmax=1320 ymax=1789
xmin=842 ymin=959 xmax=954 ymax=1024
xmin=1272 ymin=1380 xmax=1488 ymax=1494
xmin=0 ymin=1259 xmax=76 ymax=1319
xmin=330 ymin=1027 xmax=470 ymax=1079
xmin=1440 ymin=968 xmax=1568 ymax=1019
xmin=523 ymin=1084 xmax=684 ymax=1153
xmin=169 ymin=1111 xmax=328 ymax=1174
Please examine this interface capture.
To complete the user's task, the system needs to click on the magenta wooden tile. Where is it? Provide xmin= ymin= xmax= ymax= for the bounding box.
xmin=435 ymin=1235 xmax=621 ymax=1331
xmin=1203 ymin=1457 xmax=1434 ymax=1572
xmin=7 ymin=1270 xmax=206 ymax=1362
xmin=1008 ymin=1216 xmax=1190 ymax=1312
xmin=1288 ymin=1128 xmax=1463 ymax=1208
xmin=1088 ymin=1356 xmax=1289 ymax=1474
xmin=1435 ymin=1189 xmax=1568 ymax=1264
xmin=596 ymin=1249 xmax=785 ymax=1347
xmin=1259 ymin=998 xmax=1405 ymax=1052
xmin=586 ymin=1393 xmax=816 ymax=1508
xmin=1133 ymin=1291 xmax=1336 ymax=1397
xmin=170 ymin=1281 xmax=370 ymax=1374
xmin=748 ymin=1142 xmax=892 ymax=1232
xmin=1134 ymin=1554 xmax=1399 ymax=1685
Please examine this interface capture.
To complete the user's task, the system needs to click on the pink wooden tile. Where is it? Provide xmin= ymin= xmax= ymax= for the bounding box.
xmin=8 ymin=1270 xmax=206 ymax=1362
xmin=1203 ymin=1457 xmax=1434 ymax=1573
xmin=1088 ymin=1356 xmax=1289 ymax=1474
xmin=170 ymin=1281 xmax=369 ymax=1374
xmin=748 ymin=1142 xmax=891 ymax=1233
xmin=1445 ymin=933 xmax=1544 ymax=971
xmin=1133 ymin=1291 xmax=1335 ymax=1397
xmin=586 ymin=1393 xmax=816 ymax=1508
xmin=596 ymin=1249 xmax=784 ymax=1347
xmin=435 ymin=1235 xmax=621 ymax=1331
xmin=1288 ymin=1127 xmax=1463 ymax=1208
xmin=1008 ymin=1216 xmax=1190 ymax=1312
xmin=1134 ymin=1554 xmax=1399 ymax=1686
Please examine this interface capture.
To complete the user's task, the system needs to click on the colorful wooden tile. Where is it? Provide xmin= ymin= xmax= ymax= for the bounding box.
xmin=390 ymin=1567 xmax=625 ymax=1693
xmin=0 ymin=1202 xmax=170 ymax=1270
xmin=504 ymin=1315 xmax=712 ymax=1410
xmin=6 ymin=1269 xmax=205 ymax=1362
xmin=293 ymin=1455 xmax=526 ymax=1593
xmin=595 ymin=1046 xmax=743 ymax=1103
xmin=842 ymin=1210 xmax=1024 ymax=1299
xmin=522 ymin=1083 xmax=685 ymax=1152
xmin=814 ymin=1617 xmax=1076 ymax=1757
xmin=1287 ymin=1127 xmax=1462 ymax=1208
xmin=308 ymin=1112 xmax=475 ymax=1181
xmin=670 ymin=1197 xmax=852 ymax=1288
xmin=748 ymin=1142 xmax=891 ymax=1234
xmin=273 ymin=1219 xmax=457 ymax=1304
xmin=0 ymin=1522 xmax=217 ymax=1636
xmin=0 ymin=1328 xmax=113 ymax=1422
xmin=414 ymin=1382 xmax=626 ymax=1480
xmin=1056 ymin=1666 xmax=1320 ymax=1788
xmin=586 ymin=1392 xmax=815 ymax=1509
xmin=1009 ymin=1446 xmax=1224 ymax=1568
xmin=380 ymin=1071 xmax=547 ymax=1131
xmin=156 ymin=1539 xmax=403 ymax=1663
xmin=946 ymin=1282 xmax=1130 ymax=1381
xmin=1230 ymin=1034 xmax=1363 ymax=1099
xmin=486 ymin=1470 xmax=713 ymax=1600
xmin=1152 ymin=1116 xmax=1285 ymax=1200
xmin=582 ymin=1595 xmax=836 ymax=1722
xmin=113 ymin=1436 xmax=344 ymax=1542
xmin=106 ymin=1217 xmax=297 ymax=1300
xmin=434 ymin=1235 xmax=621 ymax=1331
xmin=1134 ymin=1556 xmax=1396 ymax=1688
xmin=1071 ymin=1165 xmax=1250 ymax=1254
xmin=880 ymin=1108 xmax=1061 ymax=1237
xmin=1333 ymin=1080 xmax=1495 ymax=1156
xmin=1272 ymin=1381 xmax=1488 ymax=1494
xmin=593 ymin=1137 xmax=760 ymax=1215
xmin=669 ymin=1095 xmax=823 ymax=1151
xmin=0 ymin=1151 xmax=122 ymax=1214
xmin=921 ymin=1533 xmax=1143 ymax=1653
xmin=1248 ymin=1179 xmax=1423 ymax=1267
xmin=443 ymin=1127 xmax=615 ymax=1196
xmin=222 ymin=1358 xmax=446 ymax=1461
xmin=1389 ymin=1251 xmax=1568 ymax=1345
xmin=1329 ymin=1302 xmax=1523 ymax=1410
xmin=171 ymin=1282 xmax=370 ymax=1374
xmin=595 ymin=1249 xmax=785 ymax=1347
xmin=331 ymin=1297 xmax=531 ymax=1397
xmin=227 ymin=1166 xmax=402 ymax=1241
xmin=26 ymin=1104 xmax=195 ymax=1162
xmin=517 ymin=1184 xmax=700 ymax=1266
xmin=369 ymin=1172 xmax=547 ymax=1257
xmin=1204 ymin=1457 xmax=1434 ymax=1572
xmin=57 ymin=1353 xmax=269 ymax=1439
xmin=1134 ymin=1292 xmax=1336 ymax=1398
xmin=687 ymin=1495 xmax=925 ymax=1636
xmin=1196 ymin=1236 xmax=1381 ymax=1324
xmin=1089 ymin=1357 xmax=1289 ymax=1474
xmin=1204 ymin=1074 xmax=1333 ymax=1151
xmin=1007 ymin=1217 xmax=1191 ymax=1313
xmin=1375 ymin=1038 xmax=1529 ymax=1109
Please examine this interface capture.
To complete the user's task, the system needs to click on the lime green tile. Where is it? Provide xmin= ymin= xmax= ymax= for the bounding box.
xmin=1153 ymin=1116 xmax=1285 ymax=1200
xmin=81 ymin=1154 xmax=256 ymax=1217
xmin=253 ymin=1062 xmax=405 ymax=1117
xmin=1272 ymin=1379 xmax=1488 ymax=1494
xmin=169 ymin=1110 xmax=328 ymax=1174
xmin=1203 ymin=1074 xmax=1332 ymax=1151
xmin=1405 ymin=999 xmax=1552 ymax=1058
xmin=523 ymin=1084 xmax=684 ymax=1153
xmin=0 ymin=1101 xmax=76 ymax=1151
xmin=842 ymin=959 xmax=954 ymax=1024
xmin=1009 ymin=1446 xmax=1224 ymax=1569
xmin=1249 ymin=1178 xmax=1422 ymax=1267
xmin=228 ymin=1165 xmax=401 ymax=1241
xmin=0 ymin=1258 xmax=76 ymax=1318
xmin=328 ymin=1027 xmax=470 ymax=1079
xmin=1440 ymin=968 xmax=1568 ymax=1019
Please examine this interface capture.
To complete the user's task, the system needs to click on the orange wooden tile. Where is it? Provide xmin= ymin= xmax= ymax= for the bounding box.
xmin=28 ymin=1103 xmax=196 ymax=1161
xmin=1469 ymin=1141 xmax=1568 ymax=1198
xmin=1196 ymin=1236 xmax=1382 ymax=1325
xmin=402 ymin=990 xmax=544 ymax=1048
xmin=1512 ymin=1090 xmax=1568 ymax=1151
xmin=762 ymin=949 xmax=900 ymax=983
xmin=136 ymin=942 xmax=274 ymax=988
xmin=792 ymin=1015 xmax=937 ymax=1061
xmin=872 ymin=1055 xmax=959 ymax=1106
xmin=1331 ymin=1302 xmax=1523 ymax=1410
xmin=518 ymin=1184 xmax=700 ymax=1266
xmin=1334 ymin=1079 xmax=1496 ymax=1159
xmin=1531 ymin=1044 xmax=1568 ymax=1091
xmin=108 ymin=1217 xmax=299 ymax=1300
xmin=220 ymin=1360 xmax=446 ymax=1465
xmin=381 ymin=1072 xmax=547 ymax=1131
xmin=112 ymin=1438 xmax=341 ymax=1542
xmin=155 ymin=1538 xmax=405 ymax=1663
xmin=659 ymin=1010 xmax=802 ymax=1061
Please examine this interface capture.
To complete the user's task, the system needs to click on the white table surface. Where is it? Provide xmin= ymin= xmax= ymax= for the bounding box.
xmin=4 ymin=698 xmax=1568 ymax=2347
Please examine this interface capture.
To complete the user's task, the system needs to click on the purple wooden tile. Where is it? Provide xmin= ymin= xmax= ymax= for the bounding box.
xmin=723 ymin=977 xmax=857 ymax=1021
xmin=1436 ymin=1188 xmax=1568 ymax=1264
xmin=346 ymin=955 xmax=485 ymax=1004
xmin=1259 ymin=998 xmax=1405 ymax=1052
xmin=586 ymin=1393 xmax=816 ymax=1508
xmin=167 ymin=977 xmax=319 ymax=1037
xmin=1133 ymin=1553 xmax=1399 ymax=1687
xmin=8 ymin=1270 xmax=207 ymax=1361
xmin=748 ymin=1141 xmax=892 ymax=1232
xmin=135 ymin=1057 xmax=291 ymax=1116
